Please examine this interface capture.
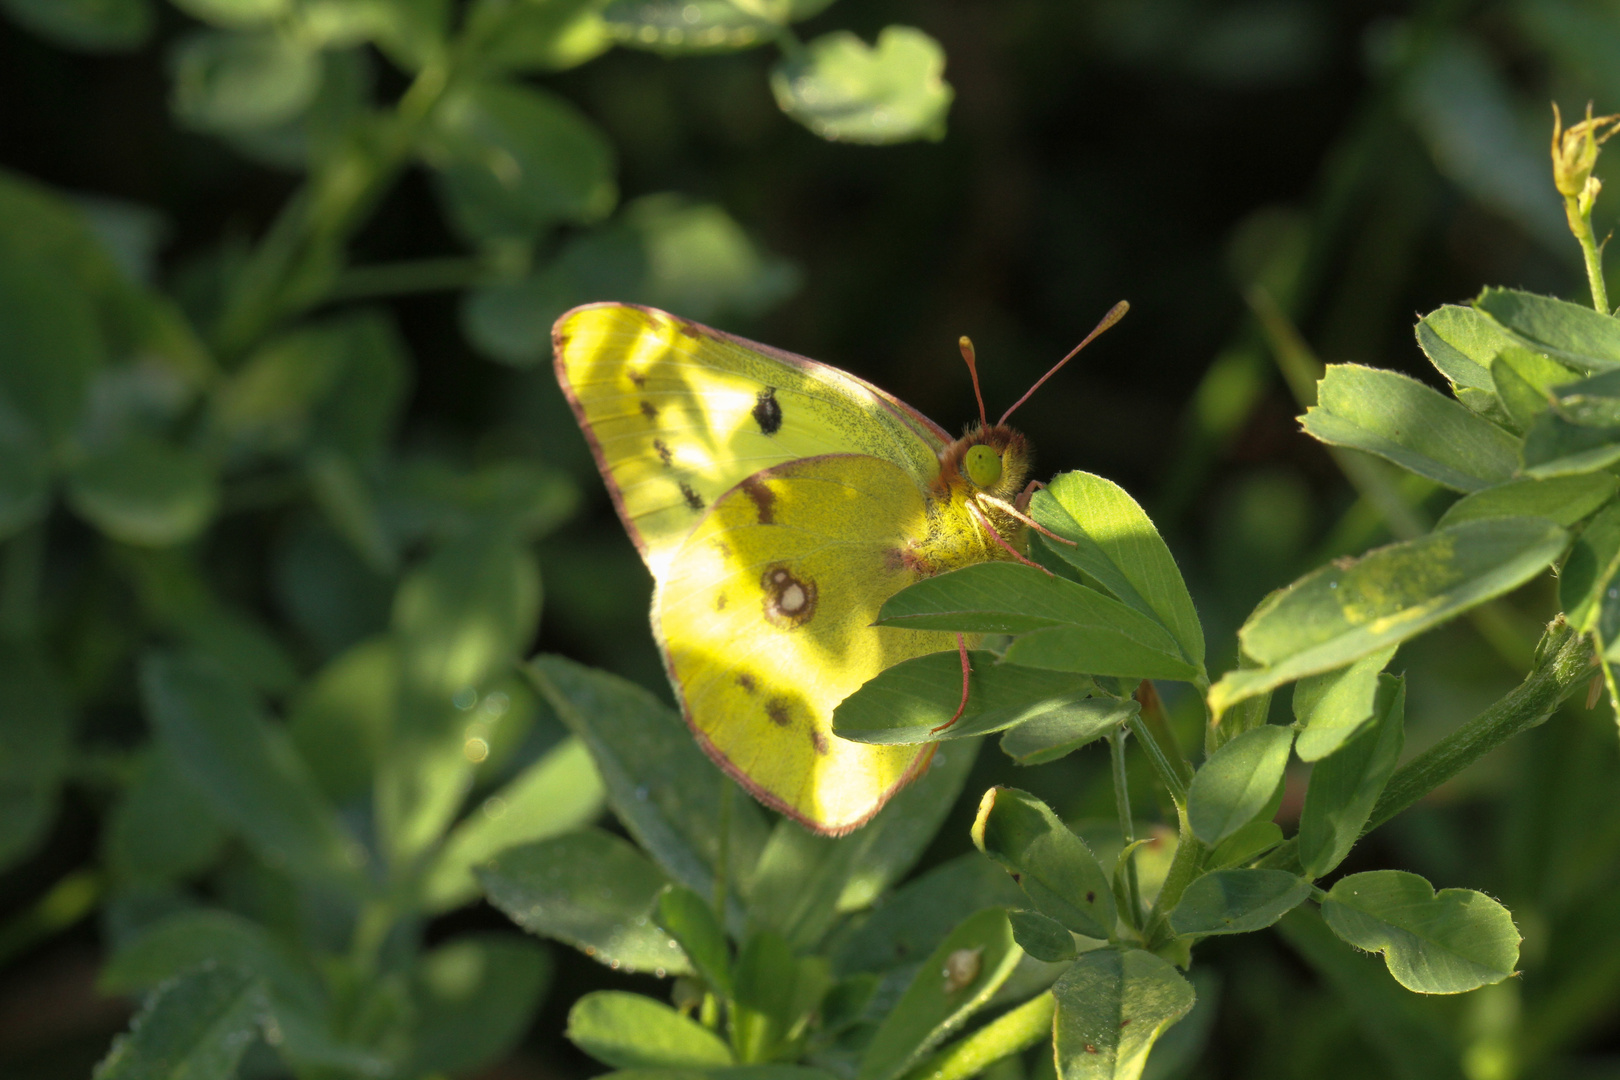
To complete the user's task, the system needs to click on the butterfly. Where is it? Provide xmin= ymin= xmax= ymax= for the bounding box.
xmin=553 ymin=302 xmax=1125 ymax=834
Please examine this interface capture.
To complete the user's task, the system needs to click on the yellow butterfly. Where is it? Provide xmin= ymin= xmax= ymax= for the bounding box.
xmin=553 ymin=302 xmax=1124 ymax=834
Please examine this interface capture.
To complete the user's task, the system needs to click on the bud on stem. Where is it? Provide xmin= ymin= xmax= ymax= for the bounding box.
xmin=1551 ymin=102 xmax=1620 ymax=312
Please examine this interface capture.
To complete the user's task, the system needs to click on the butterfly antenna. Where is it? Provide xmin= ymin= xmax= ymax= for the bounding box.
xmin=998 ymin=300 xmax=1129 ymax=425
xmin=959 ymin=336 xmax=988 ymax=427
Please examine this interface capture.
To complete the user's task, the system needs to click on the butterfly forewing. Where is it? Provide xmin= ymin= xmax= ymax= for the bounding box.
xmin=655 ymin=454 xmax=966 ymax=834
xmin=554 ymin=304 xmax=948 ymax=578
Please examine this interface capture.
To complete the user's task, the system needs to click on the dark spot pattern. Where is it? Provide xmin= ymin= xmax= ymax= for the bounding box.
xmin=640 ymin=400 xmax=659 ymax=422
xmin=736 ymin=673 xmax=755 ymax=693
xmin=1085 ymin=1045 xmax=1098 ymax=1055
xmin=715 ymin=594 xmax=728 ymax=611
xmin=1010 ymin=872 xmax=1022 ymax=884
xmin=765 ymin=698 xmax=792 ymax=726
xmin=679 ymin=483 xmax=704 ymax=511
xmin=742 ymin=476 xmax=775 ymax=524
xmin=809 ymin=727 xmax=829 ymax=755
xmin=627 ymin=369 xmax=646 ymax=387
xmin=653 ymin=439 xmax=673 ymax=466
xmin=752 ymin=387 xmax=783 ymax=435
xmin=1086 ymin=891 xmax=1096 ymax=903
xmin=761 ymin=564 xmax=817 ymax=628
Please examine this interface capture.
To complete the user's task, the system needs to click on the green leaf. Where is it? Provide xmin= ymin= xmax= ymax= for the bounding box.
xmin=479 ymin=828 xmax=693 ymax=976
xmin=856 ymin=909 xmax=1023 ymax=1080
xmin=602 ymin=1071 xmax=837 ymax=1080
xmin=410 ymin=936 xmax=552 ymax=1076
xmin=1030 ymin=470 xmax=1206 ymax=669
xmin=1051 ymin=947 xmax=1195 ymax=1080
xmin=465 ymin=0 xmax=612 ymax=72
xmin=1321 ymin=870 xmax=1521 ymax=994
xmin=94 ymin=964 xmax=266 ymax=1080
xmin=1436 ymin=473 xmax=1617 ymax=529
xmin=569 ymin=990 xmax=735 ymax=1068
xmin=832 ymin=853 xmax=1025 ymax=976
xmin=139 ymin=650 xmax=365 ymax=886
xmin=1187 ymin=725 xmax=1291 ymax=847
xmin=170 ymin=0 xmax=288 ymax=27
xmin=285 ymin=636 xmax=396 ymax=802
xmin=833 ymin=650 xmax=1095 ymax=744
xmin=656 ymin=886 xmax=732 ymax=997
xmin=1167 ymin=869 xmax=1311 ymax=936
xmin=771 ymin=27 xmax=952 ymax=144
xmin=422 ymin=736 xmax=606 ymax=911
xmin=732 ymin=932 xmax=831 ymax=1063
xmin=1291 ymin=646 xmax=1395 ymax=763
xmin=1300 ymin=364 xmax=1518 ymax=492
xmin=1548 ymin=368 xmax=1620 ymax=427
xmin=879 ymin=564 xmax=1196 ymax=681
xmin=101 ymin=909 xmax=323 ymax=1013
xmin=1415 ymin=304 xmax=1513 ymax=392
xmin=0 ymin=0 xmax=152 ymax=51
xmin=971 ymin=787 xmax=1115 ymax=939
xmin=1009 ymin=910 xmax=1078 ymax=963
xmin=1560 ymin=498 xmax=1620 ymax=629
xmin=169 ymin=29 xmax=322 ymax=133
xmin=527 ymin=655 xmax=770 ymax=913
xmin=104 ymin=748 xmax=227 ymax=884
xmin=424 ymin=79 xmax=616 ymax=242
xmin=1299 ymin=675 xmax=1405 ymax=879
xmin=65 ymin=435 xmax=218 ymax=546
xmin=999 ymin=696 xmax=1138 ymax=765
xmin=604 ymin=0 xmax=778 ymax=54
xmin=1519 ymin=410 xmax=1620 ymax=478
xmin=1475 ymin=287 xmax=1620 ymax=373
xmin=0 ymin=407 xmax=50 ymax=540
xmin=1489 ymin=346 xmax=1579 ymax=431
xmin=1205 ymin=820 xmax=1282 ymax=870
xmin=0 ymin=642 xmax=71 ymax=872
xmin=1208 ymin=518 xmax=1567 ymax=716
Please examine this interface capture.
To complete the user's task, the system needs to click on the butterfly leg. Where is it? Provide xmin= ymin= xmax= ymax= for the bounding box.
xmin=967 ymin=499 xmax=1054 ymax=576
xmin=977 ymin=492 xmax=1077 ymax=547
xmin=1014 ymin=479 xmax=1046 ymax=512
xmin=931 ymin=633 xmax=973 ymax=734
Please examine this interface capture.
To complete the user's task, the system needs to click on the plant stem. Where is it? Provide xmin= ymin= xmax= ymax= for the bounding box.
xmin=1565 ymin=195 xmax=1611 ymax=312
xmin=1144 ymin=805 xmax=1205 ymax=949
xmin=899 ymin=991 xmax=1056 ymax=1080
xmin=1258 ymin=618 xmax=1596 ymax=875
xmin=1108 ymin=728 xmax=1143 ymax=928
xmin=1126 ymin=713 xmax=1186 ymax=806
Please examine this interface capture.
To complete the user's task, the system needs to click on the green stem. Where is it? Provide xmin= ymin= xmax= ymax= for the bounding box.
xmin=1144 ymin=805 xmax=1206 ymax=950
xmin=1126 ymin=713 xmax=1186 ymax=806
xmin=1259 ymin=618 xmax=1596 ymax=874
xmin=1566 ymin=195 xmax=1610 ymax=312
xmin=1107 ymin=728 xmax=1143 ymax=928
xmin=900 ymin=991 xmax=1056 ymax=1080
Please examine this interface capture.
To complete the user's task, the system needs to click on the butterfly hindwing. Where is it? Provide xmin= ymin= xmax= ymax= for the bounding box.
xmin=655 ymin=454 xmax=964 ymax=834
xmin=554 ymin=303 xmax=949 ymax=578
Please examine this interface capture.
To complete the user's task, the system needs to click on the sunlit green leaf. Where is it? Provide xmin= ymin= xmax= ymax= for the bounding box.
xmin=480 ymin=828 xmax=693 ymax=976
xmin=1291 ymin=646 xmax=1394 ymax=762
xmin=1490 ymin=347 xmax=1578 ymax=430
xmin=1475 ymin=286 xmax=1620 ymax=373
xmin=1299 ymin=674 xmax=1405 ymax=879
xmin=570 ymin=990 xmax=735 ymax=1069
xmin=1168 ymin=869 xmax=1310 ymax=936
xmin=65 ymin=435 xmax=218 ymax=546
xmin=1519 ymin=410 xmax=1620 ymax=478
xmin=1561 ymin=499 xmax=1620 ymax=630
xmin=466 ymin=0 xmax=612 ymax=72
xmin=1415 ymin=304 xmax=1512 ymax=392
xmin=604 ymin=0 xmax=777 ymax=54
xmin=0 ymin=0 xmax=151 ymax=51
xmin=1436 ymin=473 xmax=1617 ymax=529
xmin=1186 ymin=725 xmax=1291 ymax=847
xmin=1321 ymin=870 xmax=1520 ymax=994
xmin=170 ymin=29 xmax=321 ymax=133
xmin=1031 ymin=470 xmax=1206 ymax=669
xmin=410 ymin=935 xmax=552 ymax=1076
xmin=855 ymin=909 xmax=1022 ymax=1080
xmin=732 ymin=931 xmax=831 ymax=1063
xmin=971 ymin=787 xmax=1115 ymax=939
xmin=1052 ymin=947 xmax=1195 ymax=1080
xmin=834 ymin=650 xmax=1095 ymax=744
xmin=424 ymin=79 xmax=616 ymax=242
xmin=1208 ymin=518 xmax=1567 ymax=715
xmin=1300 ymin=364 xmax=1518 ymax=491
xmin=771 ymin=27 xmax=952 ymax=144
xmin=656 ymin=886 xmax=732 ymax=997
xmin=94 ymin=964 xmax=267 ymax=1080
xmin=423 ymin=737 xmax=606 ymax=911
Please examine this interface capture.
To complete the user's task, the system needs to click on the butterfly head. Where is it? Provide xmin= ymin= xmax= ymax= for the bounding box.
xmin=941 ymin=424 xmax=1030 ymax=501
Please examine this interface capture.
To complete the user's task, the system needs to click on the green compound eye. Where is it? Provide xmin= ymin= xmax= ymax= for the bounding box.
xmin=964 ymin=444 xmax=1003 ymax=488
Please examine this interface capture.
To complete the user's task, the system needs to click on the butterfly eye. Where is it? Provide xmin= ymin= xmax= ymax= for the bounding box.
xmin=963 ymin=444 xmax=1003 ymax=488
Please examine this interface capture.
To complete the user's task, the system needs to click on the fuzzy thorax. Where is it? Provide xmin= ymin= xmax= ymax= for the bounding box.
xmin=909 ymin=424 xmax=1033 ymax=574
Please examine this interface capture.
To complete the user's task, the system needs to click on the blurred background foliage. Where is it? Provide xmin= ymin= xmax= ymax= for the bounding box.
xmin=5 ymin=0 xmax=1620 ymax=1077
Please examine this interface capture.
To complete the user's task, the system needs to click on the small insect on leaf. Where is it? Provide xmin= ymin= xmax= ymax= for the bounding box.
xmin=941 ymin=947 xmax=983 ymax=993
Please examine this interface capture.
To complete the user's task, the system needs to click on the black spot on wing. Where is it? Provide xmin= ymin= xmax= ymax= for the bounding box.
xmin=653 ymin=439 xmax=673 ymax=467
xmin=809 ymin=726 xmax=829 ymax=755
xmin=641 ymin=400 xmax=659 ymax=422
xmin=753 ymin=387 xmax=783 ymax=435
xmin=680 ymin=482 xmax=704 ymax=511
xmin=741 ymin=476 xmax=775 ymax=524
xmin=766 ymin=698 xmax=792 ymax=726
